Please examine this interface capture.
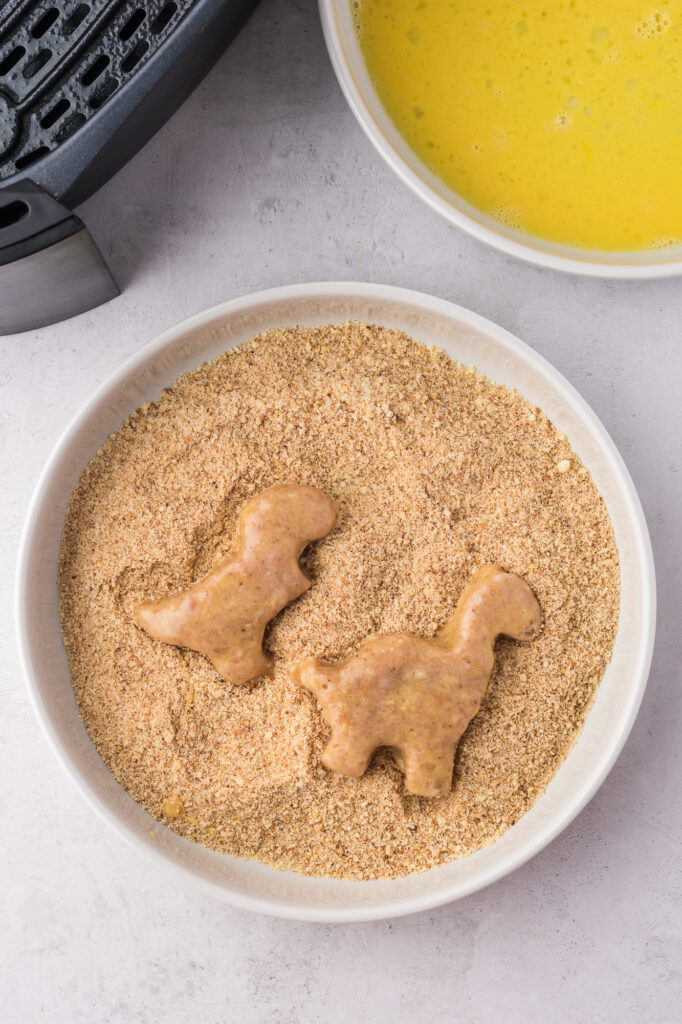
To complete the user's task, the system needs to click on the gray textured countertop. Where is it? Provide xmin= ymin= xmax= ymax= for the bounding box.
xmin=2 ymin=1 xmax=680 ymax=1020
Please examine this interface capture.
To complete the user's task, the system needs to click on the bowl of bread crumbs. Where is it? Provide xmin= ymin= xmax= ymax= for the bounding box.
xmin=16 ymin=283 xmax=655 ymax=922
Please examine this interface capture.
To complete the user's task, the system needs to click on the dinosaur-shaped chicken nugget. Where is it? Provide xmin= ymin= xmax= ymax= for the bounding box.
xmin=133 ymin=484 xmax=336 ymax=684
xmin=292 ymin=564 xmax=542 ymax=797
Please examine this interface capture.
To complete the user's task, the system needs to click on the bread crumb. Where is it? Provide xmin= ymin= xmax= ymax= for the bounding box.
xmin=162 ymin=795 xmax=183 ymax=818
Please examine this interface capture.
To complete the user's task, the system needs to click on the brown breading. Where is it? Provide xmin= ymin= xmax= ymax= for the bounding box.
xmin=58 ymin=323 xmax=619 ymax=880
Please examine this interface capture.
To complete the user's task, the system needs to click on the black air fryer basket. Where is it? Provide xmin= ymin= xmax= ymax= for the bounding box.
xmin=0 ymin=0 xmax=258 ymax=333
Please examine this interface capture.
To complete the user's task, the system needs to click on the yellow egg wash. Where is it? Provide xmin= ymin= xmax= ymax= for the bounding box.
xmin=354 ymin=1 xmax=682 ymax=251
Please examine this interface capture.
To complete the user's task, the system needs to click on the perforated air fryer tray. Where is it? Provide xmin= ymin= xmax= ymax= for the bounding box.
xmin=0 ymin=0 xmax=258 ymax=332
xmin=0 ymin=0 xmax=257 ymax=203
xmin=1 ymin=1 xmax=191 ymax=179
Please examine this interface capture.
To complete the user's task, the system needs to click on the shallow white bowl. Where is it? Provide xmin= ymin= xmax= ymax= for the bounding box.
xmin=320 ymin=1 xmax=682 ymax=278
xmin=17 ymin=283 xmax=655 ymax=921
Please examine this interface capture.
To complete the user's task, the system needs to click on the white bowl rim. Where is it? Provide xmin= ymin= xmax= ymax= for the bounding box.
xmin=15 ymin=282 xmax=656 ymax=922
xmin=319 ymin=0 xmax=682 ymax=279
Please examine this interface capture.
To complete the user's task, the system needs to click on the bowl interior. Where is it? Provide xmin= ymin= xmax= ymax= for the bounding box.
xmin=17 ymin=284 xmax=655 ymax=921
xmin=322 ymin=1 xmax=682 ymax=276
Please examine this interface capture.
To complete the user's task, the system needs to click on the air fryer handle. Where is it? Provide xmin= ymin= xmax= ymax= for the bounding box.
xmin=0 ymin=179 xmax=83 ymax=265
xmin=0 ymin=179 xmax=119 ymax=334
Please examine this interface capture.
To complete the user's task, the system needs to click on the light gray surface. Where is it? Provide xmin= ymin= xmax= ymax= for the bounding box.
xmin=2 ymin=1 xmax=680 ymax=1020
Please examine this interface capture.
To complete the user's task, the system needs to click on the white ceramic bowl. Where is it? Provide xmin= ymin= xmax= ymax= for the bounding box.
xmin=319 ymin=1 xmax=682 ymax=278
xmin=16 ymin=283 xmax=655 ymax=921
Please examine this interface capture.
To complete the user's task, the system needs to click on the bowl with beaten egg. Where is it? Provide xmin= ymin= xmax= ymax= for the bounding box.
xmin=321 ymin=1 xmax=682 ymax=276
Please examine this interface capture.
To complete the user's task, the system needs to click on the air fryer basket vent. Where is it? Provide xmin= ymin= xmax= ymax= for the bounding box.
xmin=0 ymin=0 xmax=192 ymax=180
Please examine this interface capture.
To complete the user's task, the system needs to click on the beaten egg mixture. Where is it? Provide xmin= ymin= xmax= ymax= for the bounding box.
xmin=355 ymin=1 xmax=682 ymax=251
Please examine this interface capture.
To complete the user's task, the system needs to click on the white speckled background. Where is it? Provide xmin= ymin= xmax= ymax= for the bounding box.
xmin=2 ymin=1 xmax=681 ymax=1020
